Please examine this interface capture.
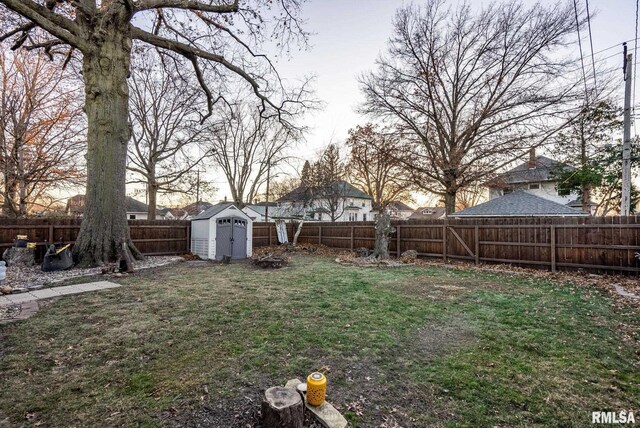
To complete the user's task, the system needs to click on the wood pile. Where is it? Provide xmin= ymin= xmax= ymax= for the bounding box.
xmin=252 ymin=253 xmax=288 ymax=269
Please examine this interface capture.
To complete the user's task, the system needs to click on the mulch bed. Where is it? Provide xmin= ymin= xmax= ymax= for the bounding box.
xmin=3 ymin=255 xmax=184 ymax=291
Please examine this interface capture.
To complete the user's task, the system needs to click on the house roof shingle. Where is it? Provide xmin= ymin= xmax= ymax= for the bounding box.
xmin=66 ymin=195 xmax=149 ymax=214
xmin=452 ymin=191 xmax=588 ymax=217
xmin=276 ymin=180 xmax=372 ymax=202
xmin=181 ymin=201 xmax=214 ymax=216
xmin=488 ymin=156 xmax=573 ymax=186
xmin=125 ymin=196 xmax=149 ymax=213
xmin=373 ymin=201 xmax=414 ymax=211
xmin=409 ymin=207 xmax=447 ymax=220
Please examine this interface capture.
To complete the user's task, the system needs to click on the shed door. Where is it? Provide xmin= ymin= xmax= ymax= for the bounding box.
xmin=231 ymin=218 xmax=247 ymax=259
xmin=215 ymin=218 xmax=233 ymax=260
xmin=215 ymin=217 xmax=248 ymax=260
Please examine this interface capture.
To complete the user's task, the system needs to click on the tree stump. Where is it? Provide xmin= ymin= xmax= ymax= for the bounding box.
xmin=261 ymin=386 xmax=304 ymax=428
xmin=2 ymin=247 xmax=35 ymax=267
xmin=373 ymin=210 xmax=395 ymax=260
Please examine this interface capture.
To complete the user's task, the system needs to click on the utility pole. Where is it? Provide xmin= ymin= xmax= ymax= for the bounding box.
xmin=622 ymin=43 xmax=632 ymax=216
xmin=195 ymin=169 xmax=200 ymax=215
xmin=265 ymin=163 xmax=271 ymax=222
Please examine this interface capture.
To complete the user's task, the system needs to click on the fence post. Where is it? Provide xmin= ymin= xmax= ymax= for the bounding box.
xmin=442 ymin=224 xmax=448 ymax=262
xmin=474 ymin=225 xmax=479 ymax=264
xmin=48 ymin=225 xmax=54 ymax=243
xmin=396 ymin=224 xmax=401 ymax=256
xmin=318 ymin=224 xmax=322 ymax=245
xmin=550 ymin=225 xmax=556 ymax=272
xmin=350 ymin=225 xmax=354 ymax=250
xmin=186 ymin=224 xmax=190 ymax=253
xmin=268 ymin=223 xmax=272 ymax=246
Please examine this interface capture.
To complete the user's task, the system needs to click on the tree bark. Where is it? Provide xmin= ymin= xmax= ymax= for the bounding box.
xmin=261 ymin=387 xmax=304 ymax=428
xmin=73 ymin=22 xmax=141 ymax=266
xmin=444 ymin=190 xmax=456 ymax=215
xmin=17 ymin=140 xmax=27 ymax=216
xmin=582 ymin=183 xmax=592 ymax=214
xmin=292 ymin=220 xmax=304 ymax=246
xmin=148 ymin=179 xmax=157 ymax=220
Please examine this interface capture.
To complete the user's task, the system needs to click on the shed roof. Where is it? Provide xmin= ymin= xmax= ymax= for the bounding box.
xmin=452 ymin=191 xmax=588 ymax=217
xmin=191 ymin=202 xmax=251 ymax=221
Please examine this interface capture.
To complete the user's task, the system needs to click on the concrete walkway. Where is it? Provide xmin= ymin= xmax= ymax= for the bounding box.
xmin=0 ymin=281 xmax=121 ymax=307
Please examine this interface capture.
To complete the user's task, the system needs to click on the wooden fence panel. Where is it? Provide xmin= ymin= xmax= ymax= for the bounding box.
xmin=0 ymin=218 xmax=191 ymax=259
xmin=253 ymin=216 xmax=640 ymax=274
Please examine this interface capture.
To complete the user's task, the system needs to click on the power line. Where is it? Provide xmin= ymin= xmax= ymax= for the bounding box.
xmin=564 ymin=51 xmax=622 ymax=76
xmin=585 ymin=0 xmax=597 ymax=88
xmin=573 ymin=0 xmax=589 ymax=99
xmin=634 ymin=0 xmax=639 ymax=137
xmin=565 ymin=38 xmax=640 ymax=70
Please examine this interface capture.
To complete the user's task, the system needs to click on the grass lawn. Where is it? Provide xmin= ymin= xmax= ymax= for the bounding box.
xmin=1 ymin=255 xmax=639 ymax=427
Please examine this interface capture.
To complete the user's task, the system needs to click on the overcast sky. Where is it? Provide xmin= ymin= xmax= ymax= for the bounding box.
xmin=157 ymin=0 xmax=640 ymax=206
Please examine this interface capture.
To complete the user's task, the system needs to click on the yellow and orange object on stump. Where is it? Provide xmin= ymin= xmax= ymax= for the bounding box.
xmin=306 ymin=372 xmax=327 ymax=406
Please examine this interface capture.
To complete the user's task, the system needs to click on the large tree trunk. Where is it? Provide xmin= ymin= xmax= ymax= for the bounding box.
xmin=73 ymin=25 xmax=141 ymax=266
xmin=3 ymin=179 xmax=17 ymax=217
xmin=444 ymin=190 xmax=456 ymax=215
xmin=148 ymin=179 xmax=157 ymax=220
xmin=18 ymin=145 xmax=26 ymax=216
xmin=3 ymin=142 xmax=18 ymax=217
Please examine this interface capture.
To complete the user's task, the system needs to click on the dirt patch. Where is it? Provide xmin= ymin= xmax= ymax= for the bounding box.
xmin=387 ymin=276 xmax=474 ymax=301
xmin=414 ymin=321 xmax=477 ymax=359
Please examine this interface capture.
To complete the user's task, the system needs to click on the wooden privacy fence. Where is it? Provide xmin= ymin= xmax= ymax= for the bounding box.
xmin=0 ymin=218 xmax=190 ymax=260
xmin=253 ymin=217 xmax=640 ymax=274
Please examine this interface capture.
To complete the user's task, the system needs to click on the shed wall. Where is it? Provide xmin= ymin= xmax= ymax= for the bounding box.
xmin=190 ymin=219 xmax=210 ymax=259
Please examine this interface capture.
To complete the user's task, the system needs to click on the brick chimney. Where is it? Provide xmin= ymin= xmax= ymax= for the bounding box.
xmin=528 ymin=147 xmax=536 ymax=169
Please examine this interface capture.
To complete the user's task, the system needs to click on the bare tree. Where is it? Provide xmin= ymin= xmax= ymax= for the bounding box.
xmin=267 ymin=176 xmax=300 ymax=201
xmin=311 ymin=144 xmax=349 ymax=221
xmin=0 ymin=0 xmax=312 ymax=266
xmin=207 ymin=99 xmax=298 ymax=208
xmin=127 ymin=51 xmax=209 ymax=220
xmin=360 ymin=0 xmax=582 ymax=214
xmin=0 ymin=46 xmax=84 ymax=218
xmin=346 ymin=123 xmax=413 ymax=208
xmin=455 ymin=182 xmax=486 ymax=211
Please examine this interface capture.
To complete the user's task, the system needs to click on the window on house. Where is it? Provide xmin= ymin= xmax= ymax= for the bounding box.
xmin=129 ymin=215 xmax=136 ymax=220
xmin=529 ymin=183 xmax=540 ymax=190
xmin=363 ymin=214 xmax=367 ymax=221
xmin=422 ymin=209 xmax=433 ymax=215
xmin=362 ymin=202 xmax=365 ymax=207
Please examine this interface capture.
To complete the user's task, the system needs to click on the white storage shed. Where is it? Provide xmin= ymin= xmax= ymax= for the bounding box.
xmin=190 ymin=202 xmax=253 ymax=260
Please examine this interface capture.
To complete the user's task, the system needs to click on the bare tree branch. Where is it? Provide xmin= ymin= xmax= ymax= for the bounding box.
xmin=0 ymin=0 xmax=87 ymax=51
xmin=133 ymin=0 xmax=238 ymax=13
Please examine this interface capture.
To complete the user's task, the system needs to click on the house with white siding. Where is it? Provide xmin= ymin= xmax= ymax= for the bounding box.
xmin=485 ymin=149 xmax=578 ymax=206
xmin=275 ymin=180 xmax=373 ymax=222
